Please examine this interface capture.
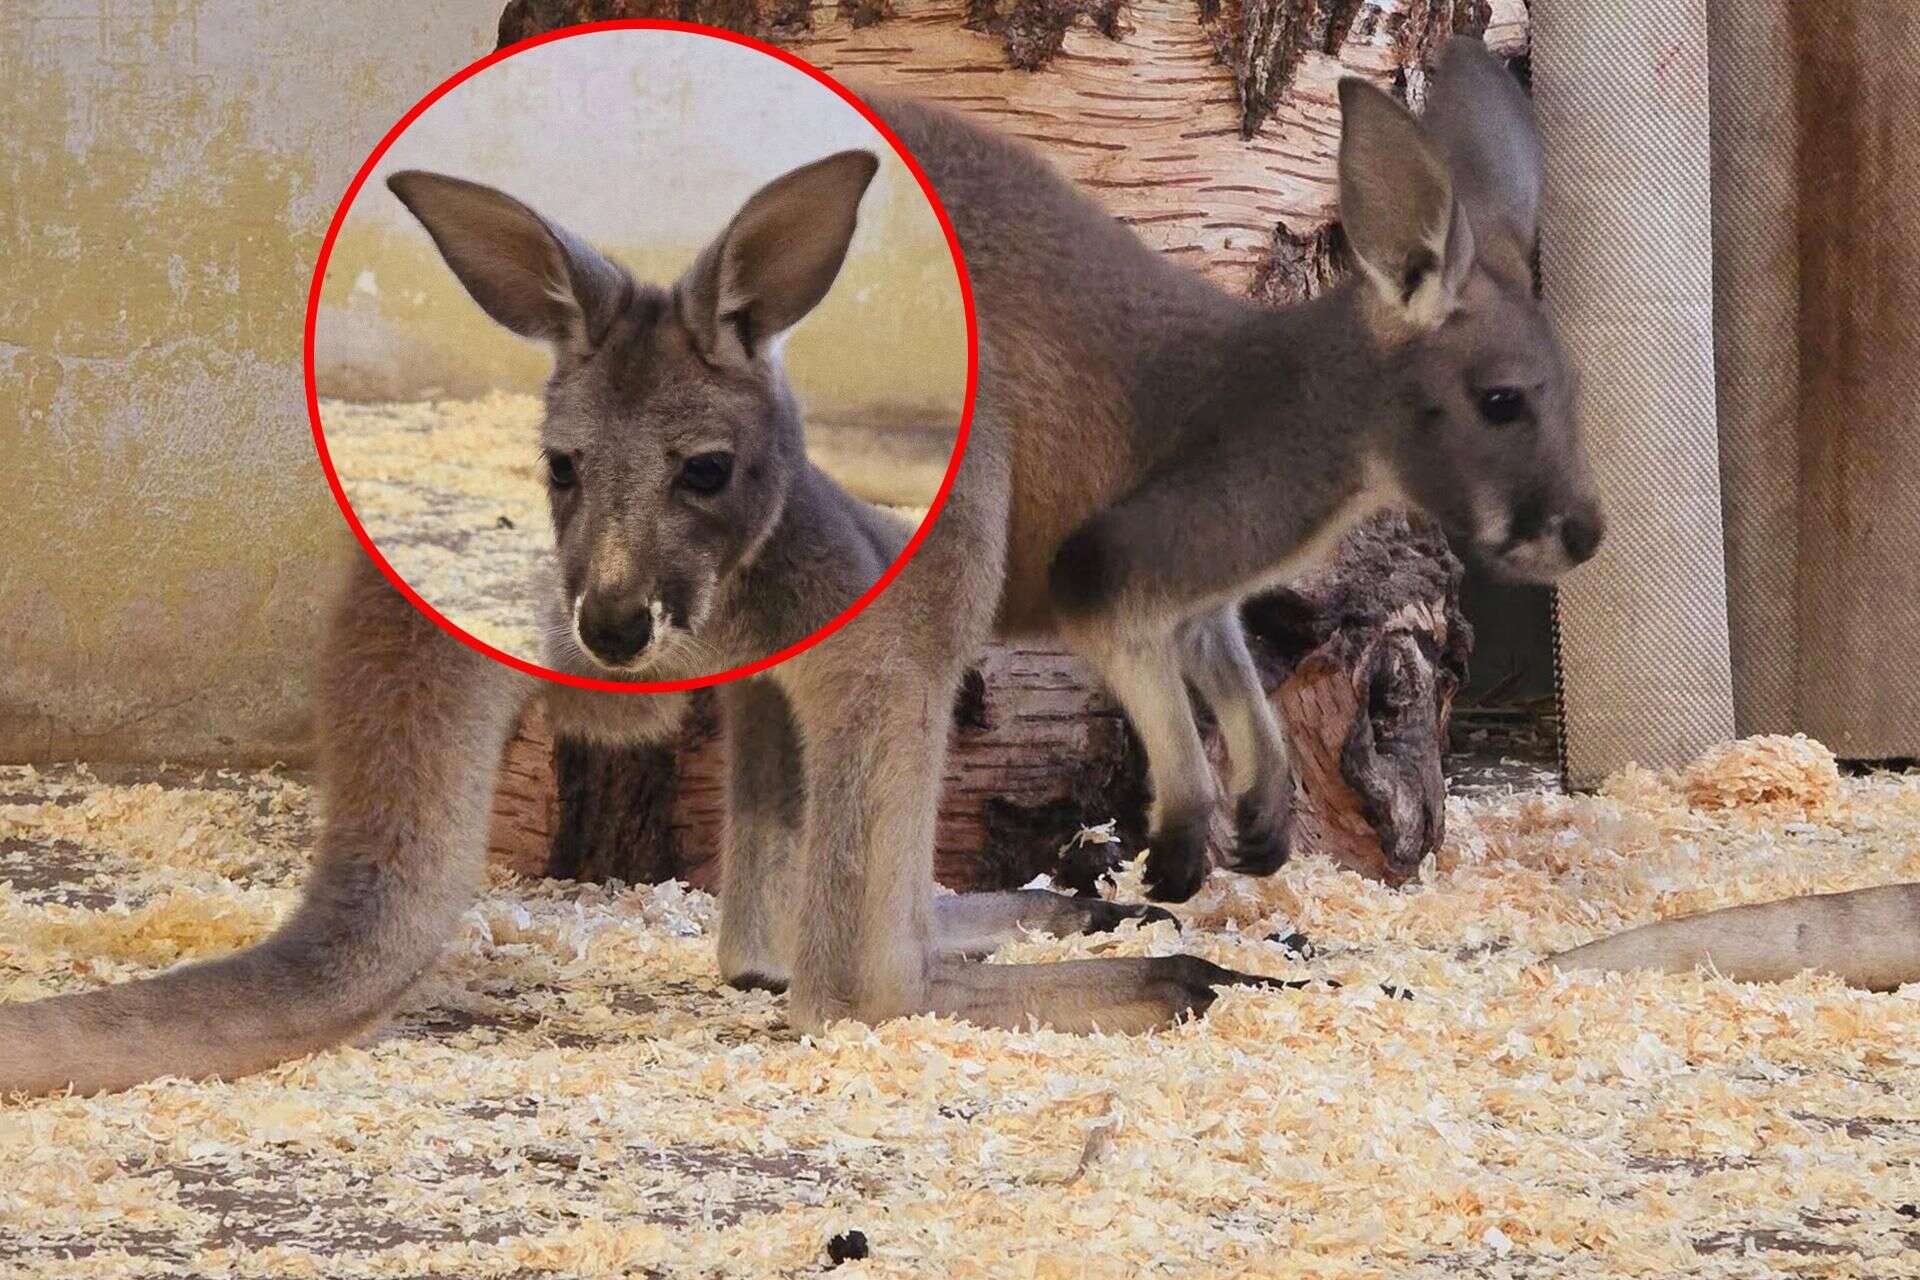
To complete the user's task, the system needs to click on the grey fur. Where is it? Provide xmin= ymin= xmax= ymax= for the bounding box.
xmin=884 ymin=38 xmax=1601 ymax=899
xmin=393 ymin=152 xmax=897 ymax=677
xmin=0 ymin=39 xmax=1601 ymax=1095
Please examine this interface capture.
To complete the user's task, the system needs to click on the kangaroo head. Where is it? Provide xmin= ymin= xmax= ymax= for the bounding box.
xmin=1338 ymin=38 xmax=1603 ymax=582
xmin=388 ymin=151 xmax=879 ymax=672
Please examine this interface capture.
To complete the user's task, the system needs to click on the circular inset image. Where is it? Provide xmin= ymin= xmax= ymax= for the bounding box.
xmin=308 ymin=23 xmax=972 ymax=692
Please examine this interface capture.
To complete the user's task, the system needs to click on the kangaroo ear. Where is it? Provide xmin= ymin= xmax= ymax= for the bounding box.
xmin=1419 ymin=36 xmax=1542 ymax=284
xmin=1337 ymin=78 xmax=1472 ymax=330
xmin=678 ymin=150 xmax=880 ymax=363
xmin=386 ymin=171 xmax=627 ymax=351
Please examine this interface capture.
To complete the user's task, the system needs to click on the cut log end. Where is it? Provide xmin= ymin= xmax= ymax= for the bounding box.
xmin=1252 ymin=509 xmax=1469 ymax=883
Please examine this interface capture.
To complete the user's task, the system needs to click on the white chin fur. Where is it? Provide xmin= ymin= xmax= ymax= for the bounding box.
xmin=1490 ymin=537 xmax=1575 ymax=584
xmin=568 ymin=594 xmax=671 ymax=676
xmin=583 ymin=651 xmax=654 ymax=676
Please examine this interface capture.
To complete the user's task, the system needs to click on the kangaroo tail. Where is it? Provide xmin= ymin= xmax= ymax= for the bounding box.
xmin=1548 ymin=883 xmax=1920 ymax=992
xmin=0 ymin=562 xmax=530 ymax=1096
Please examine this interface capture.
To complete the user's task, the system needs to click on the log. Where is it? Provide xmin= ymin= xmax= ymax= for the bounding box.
xmin=483 ymin=0 xmax=1500 ymax=888
xmin=495 ymin=0 xmax=1521 ymax=293
xmin=1549 ymin=884 xmax=1920 ymax=993
xmin=491 ymin=649 xmax=1146 ymax=893
xmin=487 ymin=699 xmax=560 ymax=879
xmin=1246 ymin=510 xmax=1470 ymax=885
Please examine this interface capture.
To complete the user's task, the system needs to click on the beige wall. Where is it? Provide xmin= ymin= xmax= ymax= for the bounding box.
xmin=1 ymin=1 xmax=501 ymax=763
xmin=314 ymin=29 xmax=968 ymax=419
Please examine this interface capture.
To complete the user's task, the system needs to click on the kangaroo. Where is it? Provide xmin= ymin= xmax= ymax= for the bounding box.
xmin=1550 ymin=883 xmax=1920 ymax=991
xmin=0 ymin=38 xmax=1601 ymax=1096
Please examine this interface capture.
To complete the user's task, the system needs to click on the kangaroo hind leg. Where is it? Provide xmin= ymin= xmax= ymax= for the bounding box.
xmin=716 ymin=677 xmax=805 ymax=994
xmin=773 ymin=392 xmax=1285 ymax=1033
xmin=777 ymin=654 xmax=1265 ymax=1037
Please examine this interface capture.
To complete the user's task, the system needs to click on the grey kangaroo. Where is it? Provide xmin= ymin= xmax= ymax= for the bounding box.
xmin=0 ymin=39 xmax=1602 ymax=1095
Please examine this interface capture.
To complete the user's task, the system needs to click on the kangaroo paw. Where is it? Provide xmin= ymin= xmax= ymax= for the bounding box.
xmin=1143 ymin=815 xmax=1211 ymax=903
xmin=1082 ymin=900 xmax=1180 ymax=933
xmin=1143 ymin=954 xmax=1301 ymax=1021
xmin=925 ymin=954 xmax=1301 ymax=1034
xmin=1226 ymin=792 xmax=1293 ymax=876
xmin=724 ymin=971 xmax=789 ymax=995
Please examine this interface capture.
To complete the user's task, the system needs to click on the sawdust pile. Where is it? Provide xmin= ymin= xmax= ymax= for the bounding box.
xmin=321 ymin=394 xmax=553 ymax=660
xmin=1678 ymin=733 xmax=1844 ymax=820
xmin=3 ymin=741 xmax=1918 ymax=1278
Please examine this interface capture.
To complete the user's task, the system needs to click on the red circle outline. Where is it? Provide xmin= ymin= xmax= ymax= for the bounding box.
xmin=304 ymin=19 xmax=976 ymax=694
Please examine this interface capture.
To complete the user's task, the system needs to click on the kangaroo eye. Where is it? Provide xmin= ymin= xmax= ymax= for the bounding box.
xmin=546 ymin=451 xmax=578 ymax=489
xmin=680 ymin=451 xmax=734 ymax=495
xmin=1478 ymin=387 xmax=1527 ymax=426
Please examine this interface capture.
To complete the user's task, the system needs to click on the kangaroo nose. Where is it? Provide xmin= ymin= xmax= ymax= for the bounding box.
xmin=577 ymin=592 xmax=654 ymax=666
xmin=1562 ymin=507 xmax=1605 ymax=565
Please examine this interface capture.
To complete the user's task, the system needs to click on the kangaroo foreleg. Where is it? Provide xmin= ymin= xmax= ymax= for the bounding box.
xmin=1177 ymin=606 xmax=1294 ymax=876
xmin=1047 ymin=460 xmax=1372 ymax=903
xmin=716 ymin=678 xmax=806 ymax=994
xmin=0 ymin=559 xmax=531 ymax=1096
xmin=1069 ymin=626 xmax=1219 ymax=903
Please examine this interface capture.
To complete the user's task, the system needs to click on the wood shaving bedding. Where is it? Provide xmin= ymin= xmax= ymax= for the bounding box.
xmin=319 ymin=395 xmax=950 ymax=663
xmin=321 ymin=394 xmax=554 ymax=658
xmin=2 ymin=741 xmax=1918 ymax=1278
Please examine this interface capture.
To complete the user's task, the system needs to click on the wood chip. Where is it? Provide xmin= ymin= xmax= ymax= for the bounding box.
xmin=3 ymin=741 xmax=1918 ymax=1277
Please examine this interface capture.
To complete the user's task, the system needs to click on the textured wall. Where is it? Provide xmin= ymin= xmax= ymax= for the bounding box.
xmin=315 ymin=29 xmax=968 ymax=418
xmin=1784 ymin=3 xmax=1920 ymax=756
xmin=1 ymin=1 xmax=499 ymax=763
xmin=1532 ymin=1 xmax=1733 ymax=785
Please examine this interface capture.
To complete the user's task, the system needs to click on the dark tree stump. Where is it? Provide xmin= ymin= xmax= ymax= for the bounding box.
xmin=546 ymin=698 xmax=716 ymax=884
xmin=1245 ymin=510 xmax=1471 ymax=884
xmin=497 ymin=0 xmax=813 ymax=47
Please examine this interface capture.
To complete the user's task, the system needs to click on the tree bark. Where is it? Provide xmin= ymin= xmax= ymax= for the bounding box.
xmin=495 ymin=0 xmax=1524 ymax=291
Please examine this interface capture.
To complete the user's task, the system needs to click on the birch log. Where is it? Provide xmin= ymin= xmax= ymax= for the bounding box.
xmin=1550 ymin=884 xmax=1920 ymax=992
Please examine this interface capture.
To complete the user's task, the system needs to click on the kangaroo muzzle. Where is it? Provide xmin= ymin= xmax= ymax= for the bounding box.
xmin=1560 ymin=500 xmax=1605 ymax=565
xmin=1484 ymin=490 xmax=1606 ymax=583
xmin=1513 ymin=494 xmax=1604 ymax=567
xmin=576 ymin=589 xmax=657 ymax=669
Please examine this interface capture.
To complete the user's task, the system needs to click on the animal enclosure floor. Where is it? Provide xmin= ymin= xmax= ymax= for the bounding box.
xmin=318 ymin=394 xmax=948 ymax=663
xmin=3 ymin=740 xmax=1920 ymax=1278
